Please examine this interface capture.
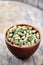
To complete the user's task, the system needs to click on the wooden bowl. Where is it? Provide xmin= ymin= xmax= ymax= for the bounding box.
xmin=5 ymin=24 xmax=41 ymax=59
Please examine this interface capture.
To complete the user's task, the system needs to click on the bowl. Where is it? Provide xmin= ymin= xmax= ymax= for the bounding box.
xmin=5 ymin=24 xmax=41 ymax=59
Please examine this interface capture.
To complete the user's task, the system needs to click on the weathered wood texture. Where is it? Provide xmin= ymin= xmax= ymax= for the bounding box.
xmin=0 ymin=0 xmax=43 ymax=10
xmin=0 ymin=2 xmax=43 ymax=65
xmin=22 ymin=0 xmax=43 ymax=10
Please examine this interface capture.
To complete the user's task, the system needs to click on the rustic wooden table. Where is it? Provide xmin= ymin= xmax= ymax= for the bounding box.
xmin=0 ymin=1 xmax=43 ymax=65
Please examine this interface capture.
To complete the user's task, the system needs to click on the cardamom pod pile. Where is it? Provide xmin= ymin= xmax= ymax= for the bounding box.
xmin=7 ymin=25 xmax=40 ymax=47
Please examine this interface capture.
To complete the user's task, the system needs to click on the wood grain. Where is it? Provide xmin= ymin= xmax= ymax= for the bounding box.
xmin=0 ymin=0 xmax=43 ymax=10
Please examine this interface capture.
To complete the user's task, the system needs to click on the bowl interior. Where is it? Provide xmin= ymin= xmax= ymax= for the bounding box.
xmin=5 ymin=24 xmax=41 ymax=48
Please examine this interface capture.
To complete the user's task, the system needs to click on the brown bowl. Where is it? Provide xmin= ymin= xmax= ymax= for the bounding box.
xmin=5 ymin=24 xmax=41 ymax=59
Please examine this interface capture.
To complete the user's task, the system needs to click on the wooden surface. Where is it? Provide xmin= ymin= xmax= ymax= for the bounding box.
xmin=0 ymin=1 xmax=43 ymax=65
xmin=0 ymin=0 xmax=43 ymax=10
xmin=17 ymin=0 xmax=43 ymax=10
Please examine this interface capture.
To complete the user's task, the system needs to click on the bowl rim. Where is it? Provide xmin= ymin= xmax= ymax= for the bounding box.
xmin=5 ymin=24 xmax=41 ymax=48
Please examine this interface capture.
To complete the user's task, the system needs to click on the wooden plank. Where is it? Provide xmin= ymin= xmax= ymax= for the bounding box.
xmin=0 ymin=0 xmax=43 ymax=10
xmin=32 ymin=48 xmax=43 ymax=65
xmin=22 ymin=56 xmax=36 ymax=65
